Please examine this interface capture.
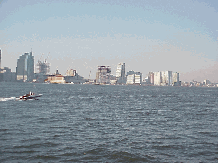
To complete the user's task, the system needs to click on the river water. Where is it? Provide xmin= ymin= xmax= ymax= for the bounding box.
xmin=0 ymin=82 xmax=217 ymax=162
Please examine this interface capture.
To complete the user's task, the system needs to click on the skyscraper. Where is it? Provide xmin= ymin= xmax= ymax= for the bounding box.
xmin=96 ymin=66 xmax=111 ymax=84
xmin=154 ymin=71 xmax=180 ymax=86
xmin=154 ymin=71 xmax=162 ymax=86
xmin=161 ymin=71 xmax=173 ymax=86
xmin=126 ymin=70 xmax=142 ymax=85
xmin=16 ymin=51 xmax=34 ymax=82
xmin=116 ymin=62 xmax=126 ymax=84
xmin=36 ymin=60 xmax=50 ymax=75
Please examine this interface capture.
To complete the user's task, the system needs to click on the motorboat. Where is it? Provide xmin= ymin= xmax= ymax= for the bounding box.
xmin=19 ymin=92 xmax=42 ymax=100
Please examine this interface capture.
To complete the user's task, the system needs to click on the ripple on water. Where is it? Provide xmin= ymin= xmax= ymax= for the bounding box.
xmin=0 ymin=84 xmax=218 ymax=162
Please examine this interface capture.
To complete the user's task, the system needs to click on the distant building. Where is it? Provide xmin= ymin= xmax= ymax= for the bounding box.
xmin=66 ymin=69 xmax=76 ymax=76
xmin=135 ymin=74 xmax=142 ymax=84
xmin=172 ymin=72 xmax=180 ymax=86
xmin=126 ymin=70 xmax=142 ymax=85
xmin=16 ymin=51 xmax=34 ymax=82
xmin=143 ymin=76 xmax=149 ymax=84
xmin=154 ymin=71 xmax=162 ymax=86
xmin=126 ymin=74 xmax=135 ymax=85
xmin=154 ymin=71 xmax=180 ymax=86
xmin=116 ymin=63 xmax=126 ymax=84
xmin=36 ymin=60 xmax=50 ymax=75
xmin=65 ymin=69 xmax=85 ymax=84
xmin=0 ymin=50 xmax=16 ymax=82
xmin=34 ymin=59 xmax=50 ymax=83
xmin=0 ymin=67 xmax=16 ymax=82
xmin=109 ymin=74 xmax=117 ymax=85
xmin=147 ymin=72 xmax=154 ymax=85
xmin=203 ymin=79 xmax=211 ymax=85
xmin=161 ymin=71 xmax=173 ymax=86
xmin=96 ymin=66 xmax=111 ymax=84
xmin=47 ymin=74 xmax=65 ymax=84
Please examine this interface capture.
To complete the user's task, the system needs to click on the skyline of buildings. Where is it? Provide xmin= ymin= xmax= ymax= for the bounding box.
xmin=0 ymin=49 xmax=216 ymax=87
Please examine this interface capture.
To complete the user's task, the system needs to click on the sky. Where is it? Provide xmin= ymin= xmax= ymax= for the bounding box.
xmin=0 ymin=0 xmax=218 ymax=82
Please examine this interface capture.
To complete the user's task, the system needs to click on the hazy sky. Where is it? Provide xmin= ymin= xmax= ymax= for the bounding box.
xmin=0 ymin=0 xmax=218 ymax=82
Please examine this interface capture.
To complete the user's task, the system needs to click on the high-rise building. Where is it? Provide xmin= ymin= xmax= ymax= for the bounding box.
xmin=16 ymin=51 xmax=34 ymax=82
xmin=148 ymin=72 xmax=154 ymax=84
xmin=161 ymin=71 xmax=173 ymax=86
xmin=96 ymin=66 xmax=111 ymax=84
xmin=154 ymin=71 xmax=180 ymax=86
xmin=172 ymin=72 xmax=180 ymax=86
xmin=154 ymin=71 xmax=162 ymax=86
xmin=126 ymin=74 xmax=135 ymax=84
xmin=203 ymin=79 xmax=211 ymax=85
xmin=36 ymin=60 xmax=50 ymax=75
xmin=0 ymin=67 xmax=16 ymax=82
xmin=116 ymin=62 xmax=126 ymax=84
xmin=126 ymin=70 xmax=142 ymax=85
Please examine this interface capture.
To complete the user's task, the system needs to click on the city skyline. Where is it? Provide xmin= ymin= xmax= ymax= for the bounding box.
xmin=0 ymin=0 xmax=218 ymax=82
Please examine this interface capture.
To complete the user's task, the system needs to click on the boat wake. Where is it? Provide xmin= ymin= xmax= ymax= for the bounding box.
xmin=0 ymin=97 xmax=17 ymax=101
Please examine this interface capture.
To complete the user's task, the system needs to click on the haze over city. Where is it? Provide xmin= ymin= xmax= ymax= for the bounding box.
xmin=0 ymin=0 xmax=218 ymax=82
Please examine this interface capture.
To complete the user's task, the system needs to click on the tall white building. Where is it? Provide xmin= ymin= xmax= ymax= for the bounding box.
xmin=161 ymin=71 xmax=173 ymax=86
xmin=16 ymin=52 xmax=34 ymax=82
xmin=203 ymin=79 xmax=211 ymax=85
xmin=154 ymin=71 xmax=162 ymax=86
xmin=116 ymin=62 xmax=126 ymax=84
xmin=154 ymin=71 xmax=180 ymax=86
xmin=172 ymin=72 xmax=180 ymax=86
xmin=126 ymin=70 xmax=142 ymax=85
xmin=126 ymin=74 xmax=135 ymax=85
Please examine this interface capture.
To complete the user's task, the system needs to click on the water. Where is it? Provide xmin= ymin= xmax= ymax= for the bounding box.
xmin=0 ymin=82 xmax=218 ymax=162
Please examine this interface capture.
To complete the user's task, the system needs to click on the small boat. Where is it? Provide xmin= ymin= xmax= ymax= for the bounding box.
xmin=19 ymin=92 xmax=42 ymax=100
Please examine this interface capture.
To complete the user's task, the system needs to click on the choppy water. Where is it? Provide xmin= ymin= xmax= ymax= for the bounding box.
xmin=0 ymin=82 xmax=218 ymax=162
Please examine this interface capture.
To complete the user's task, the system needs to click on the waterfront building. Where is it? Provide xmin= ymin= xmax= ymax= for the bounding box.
xmin=116 ymin=62 xmax=126 ymax=84
xmin=16 ymin=51 xmax=34 ymax=82
xmin=203 ymin=79 xmax=211 ymax=85
xmin=135 ymin=74 xmax=142 ymax=84
xmin=126 ymin=70 xmax=142 ymax=85
xmin=46 ymin=74 xmax=65 ymax=84
xmin=154 ymin=71 xmax=162 ymax=86
xmin=143 ymin=76 xmax=149 ymax=84
xmin=34 ymin=59 xmax=50 ymax=83
xmin=148 ymin=72 xmax=154 ymax=85
xmin=172 ymin=72 xmax=180 ymax=86
xmin=96 ymin=66 xmax=111 ymax=84
xmin=65 ymin=69 xmax=85 ymax=84
xmin=154 ymin=71 xmax=180 ymax=86
xmin=36 ymin=60 xmax=50 ymax=75
xmin=161 ymin=71 xmax=173 ymax=86
xmin=0 ymin=67 xmax=16 ymax=82
xmin=126 ymin=74 xmax=135 ymax=84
